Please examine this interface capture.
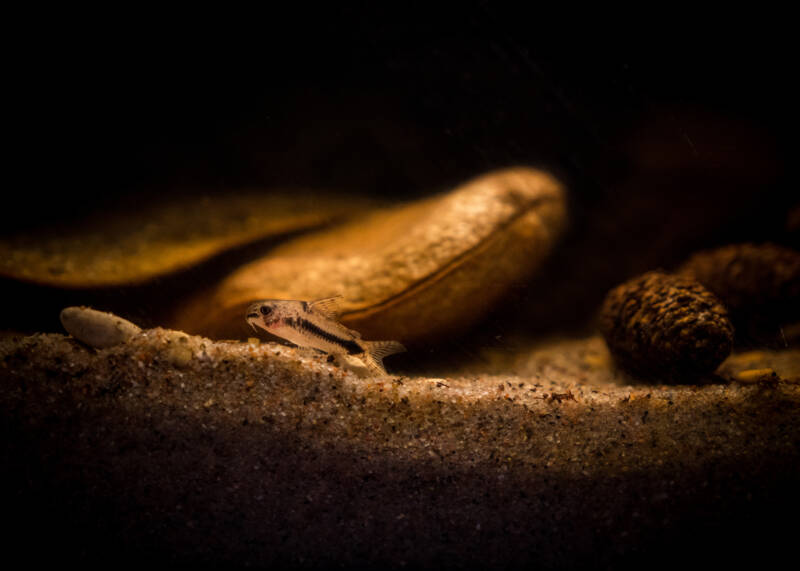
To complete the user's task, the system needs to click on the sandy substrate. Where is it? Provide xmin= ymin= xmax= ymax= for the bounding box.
xmin=2 ymin=328 xmax=799 ymax=569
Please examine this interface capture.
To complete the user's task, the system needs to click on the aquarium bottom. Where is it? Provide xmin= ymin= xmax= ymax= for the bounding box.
xmin=1 ymin=330 xmax=798 ymax=569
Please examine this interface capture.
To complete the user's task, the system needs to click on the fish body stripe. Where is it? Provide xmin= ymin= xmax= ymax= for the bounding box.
xmin=286 ymin=317 xmax=363 ymax=355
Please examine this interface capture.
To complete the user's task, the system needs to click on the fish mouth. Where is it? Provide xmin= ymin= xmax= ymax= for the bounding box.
xmin=246 ymin=313 xmax=277 ymax=333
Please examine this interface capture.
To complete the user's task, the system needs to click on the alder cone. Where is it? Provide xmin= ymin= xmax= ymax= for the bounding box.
xmin=678 ymin=243 xmax=800 ymax=330
xmin=600 ymin=271 xmax=734 ymax=380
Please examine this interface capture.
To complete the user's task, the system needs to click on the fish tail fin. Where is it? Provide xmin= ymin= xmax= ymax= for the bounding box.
xmin=361 ymin=340 xmax=406 ymax=376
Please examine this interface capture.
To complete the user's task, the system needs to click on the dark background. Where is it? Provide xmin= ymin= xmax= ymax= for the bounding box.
xmin=7 ymin=9 xmax=795 ymax=229
xmin=3 ymin=8 xmax=797 ymax=338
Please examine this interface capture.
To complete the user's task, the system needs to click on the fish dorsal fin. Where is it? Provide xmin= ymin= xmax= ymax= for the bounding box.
xmin=307 ymin=295 xmax=343 ymax=320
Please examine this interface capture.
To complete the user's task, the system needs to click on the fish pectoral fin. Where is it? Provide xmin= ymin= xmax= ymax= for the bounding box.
xmin=360 ymin=352 xmax=387 ymax=376
xmin=344 ymin=325 xmax=363 ymax=339
xmin=308 ymin=295 xmax=344 ymax=319
xmin=295 ymin=346 xmax=326 ymax=357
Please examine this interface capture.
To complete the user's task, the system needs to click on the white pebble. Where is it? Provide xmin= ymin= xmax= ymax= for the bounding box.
xmin=59 ymin=306 xmax=141 ymax=348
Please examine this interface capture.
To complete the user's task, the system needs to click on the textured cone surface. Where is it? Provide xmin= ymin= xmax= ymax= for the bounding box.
xmin=169 ymin=167 xmax=567 ymax=344
xmin=600 ymin=271 xmax=734 ymax=380
xmin=678 ymin=242 xmax=800 ymax=327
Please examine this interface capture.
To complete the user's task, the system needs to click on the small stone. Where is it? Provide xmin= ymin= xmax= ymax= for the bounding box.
xmin=164 ymin=344 xmax=194 ymax=368
xmin=582 ymin=353 xmax=610 ymax=369
xmin=60 ymin=306 xmax=141 ymax=349
xmin=735 ymin=368 xmax=777 ymax=383
xmin=599 ymin=271 xmax=734 ymax=380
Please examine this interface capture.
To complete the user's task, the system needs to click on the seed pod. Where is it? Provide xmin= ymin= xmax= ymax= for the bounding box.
xmin=599 ymin=271 xmax=733 ymax=380
xmin=0 ymin=192 xmax=366 ymax=288
xmin=677 ymin=243 xmax=800 ymax=330
xmin=60 ymin=306 xmax=141 ymax=349
xmin=169 ymin=167 xmax=567 ymax=344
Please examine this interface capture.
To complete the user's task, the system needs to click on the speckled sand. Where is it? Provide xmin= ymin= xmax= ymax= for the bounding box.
xmin=2 ymin=328 xmax=799 ymax=568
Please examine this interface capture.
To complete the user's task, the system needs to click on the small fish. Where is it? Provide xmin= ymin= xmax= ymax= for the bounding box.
xmin=246 ymin=296 xmax=406 ymax=375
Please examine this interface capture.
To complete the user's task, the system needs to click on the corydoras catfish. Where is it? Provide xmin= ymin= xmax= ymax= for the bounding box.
xmin=246 ymin=296 xmax=405 ymax=375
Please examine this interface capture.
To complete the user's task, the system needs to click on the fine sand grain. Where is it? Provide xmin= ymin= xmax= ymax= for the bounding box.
xmin=2 ymin=327 xmax=798 ymax=568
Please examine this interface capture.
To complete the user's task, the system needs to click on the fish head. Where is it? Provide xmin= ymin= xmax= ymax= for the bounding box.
xmin=246 ymin=300 xmax=287 ymax=332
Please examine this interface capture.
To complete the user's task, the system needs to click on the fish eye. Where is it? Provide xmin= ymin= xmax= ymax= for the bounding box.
xmin=260 ymin=305 xmax=272 ymax=316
